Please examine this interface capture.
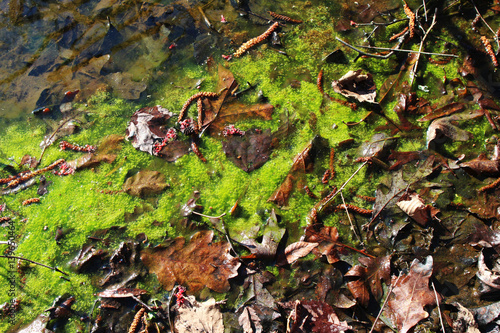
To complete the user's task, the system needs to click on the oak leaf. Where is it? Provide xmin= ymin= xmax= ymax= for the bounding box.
xmin=140 ymin=230 xmax=240 ymax=293
xmin=387 ymin=256 xmax=439 ymax=333
xmin=345 ymin=255 xmax=391 ymax=307
xmin=281 ymin=300 xmax=351 ymax=333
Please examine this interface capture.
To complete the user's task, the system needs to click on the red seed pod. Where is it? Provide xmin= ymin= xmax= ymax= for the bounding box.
xmin=355 ymin=194 xmax=376 ymax=202
xmin=317 ymin=69 xmax=324 ymax=95
xmin=233 ymin=22 xmax=279 ymax=58
xmin=336 ymin=203 xmax=373 ymax=216
xmin=481 ymin=36 xmax=498 ymax=67
xmin=191 ymin=141 xmax=207 ymax=163
xmin=22 ymin=198 xmax=40 ymax=206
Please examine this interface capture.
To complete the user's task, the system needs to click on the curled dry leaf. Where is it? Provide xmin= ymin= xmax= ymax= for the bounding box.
xmin=174 ymin=296 xmax=224 ymax=333
xmin=387 ymin=256 xmax=439 ymax=333
xmin=426 ymin=112 xmax=481 ymax=149
xmin=284 ymin=241 xmax=319 ymax=264
xmin=396 ymin=192 xmax=439 ymax=227
xmin=477 ymin=249 xmax=500 ymax=293
xmin=460 ymin=143 xmax=500 ymax=177
xmin=345 ymin=255 xmax=391 ymax=307
xmin=239 ymin=306 xmax=263 ymax=333
xmin=332 ymin=69 xmax=377 ymax=104
xmin=140 ymin=230 xmax=240 ymax=293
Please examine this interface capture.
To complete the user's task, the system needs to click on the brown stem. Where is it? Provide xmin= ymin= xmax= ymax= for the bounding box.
xmin=0 ymin=255 xmax=69 ymax=276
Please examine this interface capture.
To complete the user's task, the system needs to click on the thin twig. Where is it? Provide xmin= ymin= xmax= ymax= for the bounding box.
xmin=340 ymin=191 xmax=362 ymax=245
xmin=422 ymin=0 xmax=428 ymax=22
xmin=0 ymin=255 xmax=69 ymax=276
xmin=410 ymin=8 xmax=437 ymax=86
xmin=191 ymin=211 xmax=226 ymax=220
xmin=354 ymin=45 xmax=457 ymax=57
xmin=369 ymin=273 xmax=401 ymax=333
xmin=431 ymin=281 xmax=446 ymax=333
xmin=336 ymin=37 xmax=396 ymax=59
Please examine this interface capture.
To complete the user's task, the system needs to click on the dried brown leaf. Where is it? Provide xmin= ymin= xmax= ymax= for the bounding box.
xmin=387 ymin=256 xmax=439 ymax=333
xmin=174 ymin=296 xmax=224 ymax=333
xmin=140 ymin=230 xmax=240 ymax=293
xmin=239 ymin=306 xmax=263 ymax=333
xmin=303 ymin=225 xmax=341 ymax=264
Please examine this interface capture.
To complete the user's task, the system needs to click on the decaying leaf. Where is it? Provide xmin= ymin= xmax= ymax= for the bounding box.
xmin=140 ymin=230 xmax=240 ymax=293
xmin=460 ymin=142 xmax=500 ymax=177
xmin=345 ymin=255 xmax=391 ymax=307
xmin=239 ymin=306 xmax=263 ymax=333
xmin=332 ymin=69 xmax=377 ymax=104
xmin=241 ymin=231 xmax=280 ymax=260
xmin=453 ymin=302 xmax=480 ymax=333
xmin=122 ymin=170 xmax=169 ymax=197
xmin=396 ymin=192 xmax=439 ymax=227
xmin=471 ymin=300 xmax=500 ymax=328
xmin=284 ymin=241 xmax=318 ymax=264
xmin=174 ymin=296 xmax=224 ymax=333
xmin=222 ymin=129 xmax=275 ymax=172
xmin=281 ymin=299 xmax=351 ymax=333
xmin=387 ymin=256 xmax=439 ymax=333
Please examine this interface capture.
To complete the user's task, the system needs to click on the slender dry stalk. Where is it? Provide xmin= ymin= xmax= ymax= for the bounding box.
xmin=431 ymin=282 xmax=446 ymax=333
xmin=233 ymin=22 xmax=279 ymax=58
xmin=340 ymin=192 xmax=362 ymax=244
xmin=410 ymin=9 xmax=437 ymax=86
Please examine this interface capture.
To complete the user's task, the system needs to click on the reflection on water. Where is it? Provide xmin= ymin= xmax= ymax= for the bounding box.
xmin=0 ymin=0 xmax=232 ymax=118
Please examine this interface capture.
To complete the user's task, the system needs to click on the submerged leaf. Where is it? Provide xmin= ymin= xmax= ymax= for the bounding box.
xmin=122 ymin=170 xmax=169 ymax=197
xmin=140 ymin=230 xmax=240 ymax=293
xmin=426 ymin=112 xmax=481 ymax=149
xmin=222 ymin=129 xmax=275 ymax=172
